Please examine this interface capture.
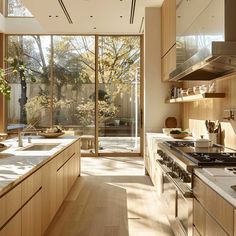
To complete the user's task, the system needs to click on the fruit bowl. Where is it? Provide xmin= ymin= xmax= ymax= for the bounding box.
xmin=0 ymin=143 xmax=9 ymax=152
xmin=169 ymin=133 xmax=189 ymax=139
xmin=39 ymin=132 xmax=65 ymax=138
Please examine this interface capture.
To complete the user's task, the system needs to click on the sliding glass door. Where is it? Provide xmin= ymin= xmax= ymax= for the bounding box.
xmin=98 ymin=36 xmax=141 ymax=154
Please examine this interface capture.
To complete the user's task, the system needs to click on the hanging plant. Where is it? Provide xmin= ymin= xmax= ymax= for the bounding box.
xmin=0 ymin=57 xmax=36 ymax=98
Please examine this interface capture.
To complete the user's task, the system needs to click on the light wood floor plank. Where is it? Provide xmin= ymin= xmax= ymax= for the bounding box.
xmin=45 ymin=157 xmax=173 ymax=236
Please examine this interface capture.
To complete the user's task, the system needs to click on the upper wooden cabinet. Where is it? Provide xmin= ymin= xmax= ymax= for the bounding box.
xmin=161 ymin=0 xmax=176 ymax=57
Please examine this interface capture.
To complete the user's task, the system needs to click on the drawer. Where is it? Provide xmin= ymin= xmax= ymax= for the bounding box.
xmin=0 ymin=184 xmax=21 ymax=228
xmin=193 ymin=176 xmax=233 ymax=236
xmin=64 ymin=143 xmax=75 ymax=163
xmin=194 ymin=199 xmax=228 ymax=236
xmin=22 ymin=170 xmax=42 ymax=205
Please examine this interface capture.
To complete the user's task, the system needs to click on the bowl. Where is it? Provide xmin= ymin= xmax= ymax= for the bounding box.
xmin=162 ymin=128 xmax=181 ymax=135
xmin=0 ymin=143 xmax=10 ymax=152
xmin=169 ymin=133 xmax=189 ymax=139
xmin=39 ymin=132 xmax=65 ymax=138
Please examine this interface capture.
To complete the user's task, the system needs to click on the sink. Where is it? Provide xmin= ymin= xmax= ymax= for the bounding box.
xmin=20 ymin=143 xmax=59 ymax=151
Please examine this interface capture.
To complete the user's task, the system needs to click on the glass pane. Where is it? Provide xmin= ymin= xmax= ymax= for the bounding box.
xmin=7 ymin=35 xmax=51 ymax=132
xmin=98 ymin=36 xmax=141 ymax=153
xmin=52 ymin=36 xmax=95 ymax=154
xmin=7 ymin=0 xmax=33 ymax=17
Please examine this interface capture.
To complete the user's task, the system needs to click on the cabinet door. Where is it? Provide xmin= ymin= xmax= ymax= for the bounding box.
xmin=193 ymin=176 xmax=234 ymax=236
xmin=22 ymin=189 xmax=42 ymax=236
xmin=161 ymin=0 xmax=176 ymax=57
xmin=0 ymin=211 xmax=21 ymax=236
xmin=42 ymin=157 xmax=57 ymax=233
xmin=56 ymin=166 xmax=64 ymax=209
xmin=161 ymin=46 xmax=176 ymax=81
xmin=0 ymin=184 xmax=21 ymax=228
xmin=194 ymin=199 xmax=228 ymax=236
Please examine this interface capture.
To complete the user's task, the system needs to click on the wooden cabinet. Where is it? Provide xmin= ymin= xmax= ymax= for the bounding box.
xmin=0 ymin=184 xmax=21 ymax=228
xmin=22 ymin=189 xmax=42 ymax=236
xmin=0 ymin=211 xmax=21 ymax=236
xmin=193 ymin=199 xmax=228 ymax=236
xmin=193 ymin=176 xmax=234 ymax=236
xmin=161 ymin=0 xmax=176 ymax=81
xmin=0 ymin=139 xmax=80 ymax=236
xmin=161 ymin=46 xmax=176 ymax=81
xmin=161 ymin=0 xmax=176 ymax=57
xmin=42 ymin=157 xmax=58 ymax=233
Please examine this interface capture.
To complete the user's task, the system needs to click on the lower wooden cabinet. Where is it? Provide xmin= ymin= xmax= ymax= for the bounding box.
xmin=0 ymin=211 xmax=21 ymax=236
xmin=193 ymin=176 xmax=233 ymax=236
xmin=22 ymin=189 xmax=42 ymax=236
xmin=0 ymin=139 xmax=81 ymax=236
xmin=193 ymin=175 xmax=234 ymax=236
xmin=42 ymin=157 xmax=58 ymax=233
xmin=193 ymin=199 xmax=228 ymax=236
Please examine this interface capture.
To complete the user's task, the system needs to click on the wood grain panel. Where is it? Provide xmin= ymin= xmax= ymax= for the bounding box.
xmin=182 ymin=75 xmax=236 ymax=149
xmin=21 ymin=169 xmax=41 ymax=205
xmin=0 ymin=211 xmax=21 ymax=236
xmin=0 ymin=184 xmax=21 ymax=228
xmin=22 ymin=189 xmax=42 ymax=236
xmin=193 ymin=176 xmax=234 ymax=236
xmin=161 ymin=0 xmax=176 ymax=57
xmin=161 ymin=46 xmax=176 ymax=81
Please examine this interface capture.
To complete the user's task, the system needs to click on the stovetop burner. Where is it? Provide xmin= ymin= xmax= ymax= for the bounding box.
xmin=186 ymin=152 xmax=236 ymax=164
xmin=163 ymin=140 xmax=236 ymax=166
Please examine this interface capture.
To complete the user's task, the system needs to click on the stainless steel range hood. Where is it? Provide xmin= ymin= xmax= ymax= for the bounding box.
xmin=169 ymin=0 xmax=236 ymax=81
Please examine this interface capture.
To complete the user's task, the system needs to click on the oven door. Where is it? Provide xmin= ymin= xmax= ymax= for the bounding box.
xmin=156 ymin=160 xmax=176 ymax=222
xmin=176 ymin=190 xmax=193 ymax=236
xmin=166 ymin=172 xmax=193 ymax=236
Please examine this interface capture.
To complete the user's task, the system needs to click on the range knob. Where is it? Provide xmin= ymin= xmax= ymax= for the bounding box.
xmin=166 ymin=161 xmax=173 ymax=168
xmin=182 ymin=174 xmax=191 ymax=183
xmin=157 ymin=150 xmax=164 ymax=157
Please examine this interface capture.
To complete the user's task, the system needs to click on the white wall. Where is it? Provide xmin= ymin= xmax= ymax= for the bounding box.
xmin=5 ymin=17 xmax=45 ymax=34
xmin=144 ymin=7 xmax=180 ymax=133
xmin=0 ymin=13 xmax=5 ymax=32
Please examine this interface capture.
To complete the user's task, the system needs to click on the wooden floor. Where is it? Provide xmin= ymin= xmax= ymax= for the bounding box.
xmin=45 ymin=157 xmax=174 ymax=236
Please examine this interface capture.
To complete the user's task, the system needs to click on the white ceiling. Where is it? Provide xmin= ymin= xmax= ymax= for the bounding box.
xmin=21 ymin=0 xmax=163 ymax=34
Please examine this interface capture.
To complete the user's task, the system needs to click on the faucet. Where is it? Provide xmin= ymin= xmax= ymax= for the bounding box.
xmin=18 ymin=124 xmax=39 ymax=147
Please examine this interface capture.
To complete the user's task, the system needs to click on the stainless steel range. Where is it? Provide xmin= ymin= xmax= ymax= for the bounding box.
xmin=156 ymin=140 xmax=236 ymax=236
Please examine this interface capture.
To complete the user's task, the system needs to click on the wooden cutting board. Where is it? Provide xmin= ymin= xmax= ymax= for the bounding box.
xmin=165 ymin=117 xmax=177 ymax=128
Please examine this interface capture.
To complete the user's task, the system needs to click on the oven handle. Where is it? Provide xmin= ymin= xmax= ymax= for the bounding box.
xmin=166 ymin=172 xmax=193 ymax=198
xmin=156 ymin=159 xmax=169 ymax=173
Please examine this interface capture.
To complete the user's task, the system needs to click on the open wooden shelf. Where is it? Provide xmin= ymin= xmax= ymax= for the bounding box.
xmin=166 ymin=93 xmax=225 ymax=103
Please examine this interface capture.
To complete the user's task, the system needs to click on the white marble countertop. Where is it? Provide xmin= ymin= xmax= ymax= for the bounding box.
xmin=0 ymin=135 xmax=79 ymax=196
xmin=194 ymin=168 xmax=236 ymax=208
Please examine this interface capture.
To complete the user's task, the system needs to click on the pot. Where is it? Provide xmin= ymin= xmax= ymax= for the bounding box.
xmin=195 ymin=135 xmax=211 ymax=148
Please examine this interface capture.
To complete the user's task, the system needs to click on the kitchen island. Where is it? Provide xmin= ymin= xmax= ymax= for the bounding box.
xmin=0 ymin=136 xmax=81 ymax=236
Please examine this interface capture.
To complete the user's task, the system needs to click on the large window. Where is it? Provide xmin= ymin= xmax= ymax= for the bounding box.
xmin=7 ymin=35 xmax=142 ymax=155
xmin=7 ymin=0 xmax=32 ymax=17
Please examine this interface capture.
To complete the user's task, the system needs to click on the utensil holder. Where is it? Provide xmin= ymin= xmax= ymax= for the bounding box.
xmin=205 ymin=133 xmax=218 ymax=145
